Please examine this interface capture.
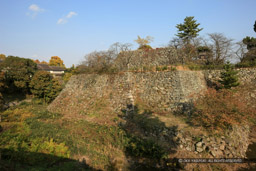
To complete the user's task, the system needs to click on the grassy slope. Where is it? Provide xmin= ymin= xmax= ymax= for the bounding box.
xmin=0 ymin=102 xmax=129 ymax=170
xmin=1 ymin=84 xmax=256 ymax=171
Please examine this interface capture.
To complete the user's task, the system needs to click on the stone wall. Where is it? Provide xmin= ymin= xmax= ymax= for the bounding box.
xmin=114 ymin=47 xmax=182 ymax=70
xmin=48 ymin=68 xmax=256 ymax=158
xmin=204 ymin=68 xmax=256 ymax=86
xmin=48 ymin=68 xmax=256 ymax=116
xmin=48 ymin=70 xmax=206 ymax=114
xmin=176 ymin=125 xmax=250 ymax=158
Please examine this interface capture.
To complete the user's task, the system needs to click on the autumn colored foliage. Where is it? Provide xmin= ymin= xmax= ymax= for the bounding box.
xmin=49 ymin=56 xmax=65 ymax=67
xmin=0 ymin=54 xmax=6 ymax=60
xmin=33 ymin=59 xmax=48 ymax=64
xmin=191 ymin=88 xmax=255 ymax=133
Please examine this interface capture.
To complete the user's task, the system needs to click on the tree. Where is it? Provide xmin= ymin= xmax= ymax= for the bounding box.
xmin=30 ymin=71 xmax=62 ymax=103
xmin=176 ymin=16 xmax=203 ymax=44
xmin=33 ymin=59 xmax=41 ymax=64
xmin=44 ymin=78 xmax=62 ymax=103
xmin=41 ymin=61 xmax=48 ymax=64
xmin=110 ymin=43 xmax=135 ymax=71
xmin=109 ymin=42 xmax=133 ymax=59
xmin=134 ymin=36 xmax=153 ymax=49
xmin=169 ymin=37 xmax=183 ymax=49
xmin=197 ymin=46 xmax=213 ymax=64
xmin=235 ymin=41 xmax=247 ymax=61
xmin=1 ymin=56 xmax=37 ymax=93
xmin=0 ymin=71 xmax=6 ymax=92
xmin=49 ymin=56 xmax=65 ymax=67
xmin=241 ymin=37 xmax=256 ymax=63
xmin=242 ymin=36 xmax=256 ymax=50
xmin=0 ymin=54 xmax=6 ymax=60
xmin=254 ymin=20 xmax=256 ymax=33
xmin=0 ymin=92 xmax=4 ymax=111
xmin=207 ymin=33 xmax=233 ymax=64
xmin=218 ymin=62 xmax=239 ymax=89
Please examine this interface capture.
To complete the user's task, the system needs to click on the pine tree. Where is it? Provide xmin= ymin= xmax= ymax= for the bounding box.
xmin=254 ymin=20 xmax=256 ymax=33
xmin=219 ymin=62 xmax=239 ymax=89
xmin=176 ymin=16 xmax=203 ymax=44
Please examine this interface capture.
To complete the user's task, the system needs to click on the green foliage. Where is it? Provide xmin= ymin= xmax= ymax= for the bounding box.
xmin=241 ymin=36 xmax=256 ymax=64
xmin=138 ymin=44 xmax=153 ymax=50
xmin=197 ymin=46 xmax=211 ymax=53
xmin=1 ymin=102 xmax=130 ymax=169
xmin=1 ymin=56 xmax=37 ymax=93
xmin=187 ymin=63 xmax=224 ymax=70
xmin=254 ymin=20 xmax=256 ymax=33
xmin=0 ymin=92 xmax=4 ymax=111
xmin=0 ymin=71 xmax=6 ymax=92
xmin=235 ymin=60 xmax=256 ymax=68
xmin=126 ymin=136 xmax=166 ymax=159
xmin=170 ymin=66 xmax=177 ymax=71
xmin=30 ymin=71 xmax=52 ymax=98
xmin=63 ymin=72 xmax=73 ymax=83
xmin=30 ymin=71 xmax=62 ymax=103
xmin=242 ymin=36 xmax=256 ymax=50
xmin=218 ymin=62 xmax=239 ymax=89
xmin=176 ymin=16 xmax=203 ymax=43
xmin=45 ymin=78 xmax=62 ymax=103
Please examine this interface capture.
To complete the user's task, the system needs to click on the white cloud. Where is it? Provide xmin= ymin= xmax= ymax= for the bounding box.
xmin=29 ymin=4 xmax=43 ymax=12
xmin=57 ymin=18 xmax=67 ymax=24
xmin=67 ymin=12 xmax=77 ymax=18
xmin=57 ymin=11 xmax=77 ymax=24
xmin=27 ymin=4 xmax=44 ymax=18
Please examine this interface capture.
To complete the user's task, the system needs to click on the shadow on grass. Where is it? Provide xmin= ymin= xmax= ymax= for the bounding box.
xmin=119 ymin=105 xmax=183 ymax=170
xmin=2 ymin=91 xmax=26 ymax=103
xmin=0 ymin=148 xmax=100 ymax=171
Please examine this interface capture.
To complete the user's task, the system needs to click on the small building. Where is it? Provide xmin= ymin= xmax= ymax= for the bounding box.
xmin=37 ymin=64 xmax=65 ymax=76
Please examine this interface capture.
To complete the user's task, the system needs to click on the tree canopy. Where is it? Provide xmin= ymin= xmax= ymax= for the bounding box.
xmin=1 ymin=56 xmax=37 ymax=93
xmin=243 ymin=36 xmax=256 ymax=50
xmin=176 ymin=16 xmax=203 ymax=43
xmin=0 ymin=54 xmax=6 ymax=60
xmin=254 ymin=20 xmax=256 ymax=33
xmin=30 ymin=71 xmax=62 ymax=103
xmin=49 ymin=56 xmax=65 ymax=67
xmin=134 ymin=36 xmax=153 ymax=49
xmin=219 ymin=62 xmax=239 ymax=89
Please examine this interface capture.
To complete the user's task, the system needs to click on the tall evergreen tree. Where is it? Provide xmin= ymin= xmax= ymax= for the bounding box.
xmin=219 ymin=62 xmax=239 ymax=89
xmin=254 ymin=20 xmax=256 ymax=33
xmin=176 ymin=16 xmax=203 ymax=44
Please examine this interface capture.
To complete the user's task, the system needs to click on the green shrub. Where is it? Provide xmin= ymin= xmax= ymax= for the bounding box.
xmin=126 ymin=136 xmax=166 ymax=159
xmin=170 ymin=66 xmax=177 ymax=71
xmin=63 ymin=72 xmax=73 ymax=83
xmin=235 ymin=61 xmax=256 ymax=68
xmin=138 ymin=44 xmax=153 ymax=50
xmin=162 ymin=66 xmax=168 ymax=71
xmin=0 ymin=92 xmax=4 ymax=111
xmin=156 ymin=66 xmax=161 ymax=71
xmin=218 ymin=62 xmax=239 ymax=89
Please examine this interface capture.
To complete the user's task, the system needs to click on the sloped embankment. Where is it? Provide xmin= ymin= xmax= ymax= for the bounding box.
xmin=48 ymin=70 xmax=207 ymax=117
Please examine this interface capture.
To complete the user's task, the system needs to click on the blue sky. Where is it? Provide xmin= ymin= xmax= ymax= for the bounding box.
xmin=0 ymin=0 xmax=255 ymax=67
